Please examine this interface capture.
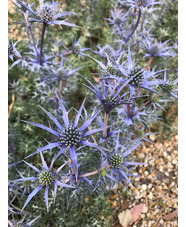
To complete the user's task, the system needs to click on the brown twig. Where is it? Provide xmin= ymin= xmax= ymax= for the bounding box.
xmin=8 ymin=94 xmax=15 ymax=118
xmin=79 ymin=165 xmax=111 ymax=178
xmin=8 ymin=220 xmax=13 ymax=227
xmin=103 ymin=113 xmax=109 ymax=139
xmin=146 ymin=57 xmax=154 ymax=71
xmin=64 ymin=50 xmax=73 ymax=56
xmin=88 ymin=125 xmax=98 ymax=145
xmin=132 ymin=100 xmax=151 ymax=116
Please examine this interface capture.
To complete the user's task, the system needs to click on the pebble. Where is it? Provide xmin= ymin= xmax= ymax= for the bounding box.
xmin=139 ymin=153 xmax=145 ymax=158
xmin=163 ymin=152 xmax=167 ymax=157
xmin=142 ymin=184 xmax=147 ymax=191
xmin=148 ymin=192 xmax=153 ymax=200
xmin=143 ymin=206 xmax=148 ymax=213
xmin=148 ymin=184 xmax=152 ymax=189
xmin=145 ymin=171 xmax=149 ymax=175
xmin=172 ymin=159 xmax=177 ymax=165
xmin=121 ymin=134 xmax=178 ymax=227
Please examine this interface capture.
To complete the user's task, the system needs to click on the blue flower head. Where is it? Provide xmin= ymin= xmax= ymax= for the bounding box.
xmin=159 ymin=71 xmax=178 ymax=98
xmin=119 ymin=0 xmax=162 ymax=12
xmin=8 ymin=40 xmax=22 ymax=61
xmin=80 ymin=75 xmax=132 ymax=114
xmin=141 ymin=38 xmax=177 ymax=58
xmin=14 ymin=152 xmax=75 ymax=211
xmin=26 ymin=0 xmax=78 ymax=28
xmin=99 ymin=132 xmax=146 ymax=188
xmin=72 ymin=37 xmax=90 ymax=59
xmin=105 ymin=48 xmax=166 ymax=98
xmin=23 ymin=98 xmax=106 ymax=180
xmin=10 ymin=215 xmax=40 ymax=227
xmin=105 ymin=8 xmax=128 ymax=28
xmin=92 ymin=44 xmax=121 ymax=60
xmin=45 ymin=59 xmax=83 ymax=82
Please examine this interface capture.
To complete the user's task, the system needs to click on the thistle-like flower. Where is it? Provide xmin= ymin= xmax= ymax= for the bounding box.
xmin=14 ymin=152 xmax=74 ymax=211
xmin=118 ymin=0 xmax=162 ymax=11
xmin=8 ymin=41 xmax=22 ymax=61
xmin=100 ymin=132 xmax=146 ymax=188
xmin=26 ymin=0 xmax=78 ymax=28
xmin=80 ymin=75 xmax=132 ymax=114
xmin=9 ymin=215 xmax=40 ymax=227
xmin=105 ymin=8 xmax=128 ymax=28
xmin=23 ymin=98 xmax=106 ymax=180
xmin=72 ymin=37 xmax=90 ymax=59
xmin=159 ymin=71 xmax=178 ymax=98
xmin=45 ymin=59 xmax=83 ymax=81
xmin=92 ymin=44 xmax=120 ymax=60
xmin=141 ymin=38 xmax=176 ymax=58
xmin=105 ymin=48 xmax=166 ymax=97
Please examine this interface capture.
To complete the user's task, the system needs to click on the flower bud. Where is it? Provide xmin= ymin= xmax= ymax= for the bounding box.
xmin=135 ymin=129 xmax=144 ymax=138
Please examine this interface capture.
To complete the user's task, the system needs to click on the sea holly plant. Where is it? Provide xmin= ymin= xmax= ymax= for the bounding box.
xmin=8 ymin=0 xmax=177 ymax=225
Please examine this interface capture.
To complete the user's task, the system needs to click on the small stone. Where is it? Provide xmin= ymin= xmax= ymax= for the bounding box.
xmin=142 ymin=184 xmax=147 ymax=191
xmin=145 ymin=171 xmax=149 ymax=175
xmin=165 ymin=172 xmax=169 ymax=176
xmin=163 ymin=152 xmax=167 ymax=157
xmin=170 ymin=182 xmax=175 ymax=187
xmin=172 ymin=159 xmax=177 ymax=165
xmin=148 ymin=192 xmax=153 ymax=200
xmin=150 ymin=134 xmax=156 ymax=141
xmin=148 ymin=184 xmax=152 ymax=189
xmin=139 ymin=153 xmax=145 ymax=159
xmin=143 ymin=206 xmax=148 ymax=213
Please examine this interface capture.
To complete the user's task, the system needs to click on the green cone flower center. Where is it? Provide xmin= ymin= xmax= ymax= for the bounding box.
xmin=127 ymin=67 xmax=144 ymax=86
xmin=149 ymin=45 xmax=159 ymax=56
xmin=114 ymin=17 xmax=122 ymax=25
xmin=37 ymin=3 xmax=55 ymax=23
xmin=100 ymin=169 xmax=107 ymax=177
xmin=39 ymin=171 xmax=54 ymax=186
xmin=60 ymin=126 xmax=82 ymax=147
xmin=8 ymin=44 xmax=14 ymax=56
xmin=102 ymin=95 xmax=117 ymax=107
xmin=109 ymin=154 xmax=123 ymax=168
xmin=57 ymin=68 xmax=65 ymax=79
xmin=135 ymin=129 xmax=144 ymax=138
xmin=74 ymin=44 xmax=82 ymax=53
xmin=99 ymin=45 xmax=115 ymax=59
xmin=106 ymin=65 xmax=118 ymax=75
xmin=48 ymin=91 xmax=54 ymax=98
xmin=136 ymin=0 xmax=149 ymax=7
xmin=160 ymin=83 xmax=175 ymax=93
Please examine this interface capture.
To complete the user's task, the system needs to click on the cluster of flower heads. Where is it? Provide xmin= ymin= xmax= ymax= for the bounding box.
xmin=8 ymin=0 xmax=177 ymax=224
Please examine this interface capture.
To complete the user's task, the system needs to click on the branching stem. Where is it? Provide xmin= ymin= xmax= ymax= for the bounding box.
xmin=126 ymin=8 xmax=141 ymax=42
xmin=103 ymin=112 xmax=109 ymax=139
xmin=39 ymin=22 xmax=46 ymax=64
xmin=23 ymin=12 xmax=39 ymax=58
